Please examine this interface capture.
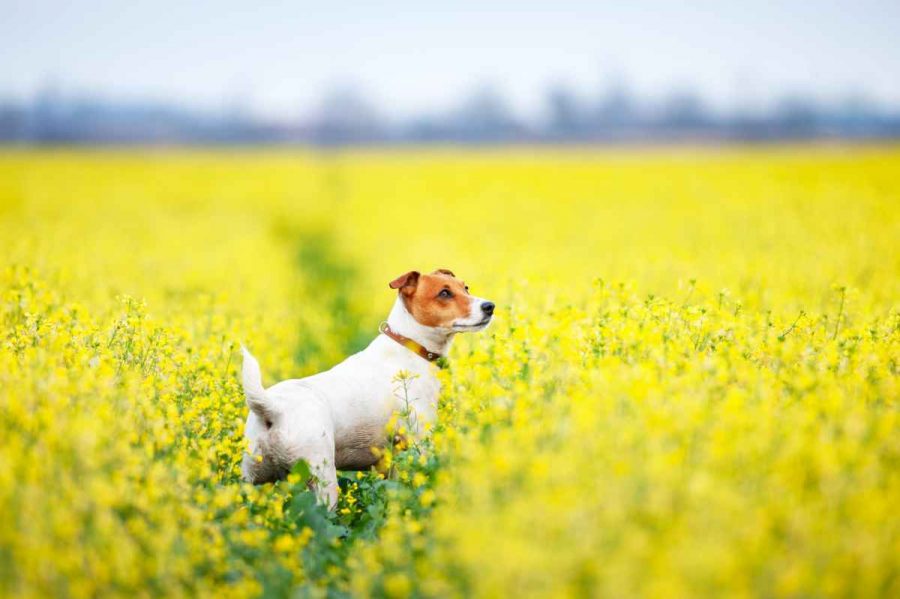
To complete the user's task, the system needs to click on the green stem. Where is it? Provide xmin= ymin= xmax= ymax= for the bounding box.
xmin=832 ymin=287 xmax=846 ymax=341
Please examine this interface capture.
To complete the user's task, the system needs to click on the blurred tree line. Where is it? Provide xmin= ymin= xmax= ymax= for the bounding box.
xmin=1 ymin=77 xmax=898 ymax=145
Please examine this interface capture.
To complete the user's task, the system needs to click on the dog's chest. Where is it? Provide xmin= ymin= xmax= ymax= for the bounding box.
xmin=331 ymin=344 xmax=441 ymax=469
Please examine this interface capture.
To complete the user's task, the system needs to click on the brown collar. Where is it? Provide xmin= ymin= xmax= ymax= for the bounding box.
xmin=379 ymin=322 xmax=443 ymax=363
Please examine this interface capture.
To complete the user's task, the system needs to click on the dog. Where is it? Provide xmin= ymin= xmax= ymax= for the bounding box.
xmin=240 ymin=268 xmax=494 ymax=507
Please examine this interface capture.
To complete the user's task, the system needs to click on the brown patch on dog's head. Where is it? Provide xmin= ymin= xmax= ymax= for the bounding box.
xmin=388 ymin=268 xmax=472 ymax=328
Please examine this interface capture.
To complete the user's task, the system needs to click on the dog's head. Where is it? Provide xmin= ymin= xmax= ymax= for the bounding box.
xmin=389 ymin=268 xmax=494 ymax=332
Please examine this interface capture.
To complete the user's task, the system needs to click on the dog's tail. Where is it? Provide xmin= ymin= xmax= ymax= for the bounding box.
xmin=241 ymin=346 xmax=277 ymax=421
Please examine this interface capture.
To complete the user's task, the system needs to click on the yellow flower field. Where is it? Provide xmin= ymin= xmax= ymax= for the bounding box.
xmin=1 ymin=147 xmax=898 ymax=598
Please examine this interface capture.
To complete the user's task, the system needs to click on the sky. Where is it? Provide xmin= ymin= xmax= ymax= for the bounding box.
xmin=2 ymin=0 xmax=900 ymax=121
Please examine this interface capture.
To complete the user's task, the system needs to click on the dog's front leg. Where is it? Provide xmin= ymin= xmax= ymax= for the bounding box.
xmin=299 ymin=423 xmax=340 ymax=510
xmin=310 ymin=458 xmax=338 ymax=509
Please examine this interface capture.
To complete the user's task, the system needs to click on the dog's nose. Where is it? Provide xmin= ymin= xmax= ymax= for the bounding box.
xmin=481 ymin=301 xmax=495 ymax=316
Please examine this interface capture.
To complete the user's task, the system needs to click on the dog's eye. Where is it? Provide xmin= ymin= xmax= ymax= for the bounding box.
xmin=264 ymin=419 xmax=273 ymax=429
xmin=438 ymin=289 xmax=453 ymax=299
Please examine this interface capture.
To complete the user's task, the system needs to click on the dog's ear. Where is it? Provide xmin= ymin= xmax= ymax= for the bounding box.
xmin=432 ymin=268 xmax=455 ymax=277
xmin=389 ymin=271 xmax=420 ymax=295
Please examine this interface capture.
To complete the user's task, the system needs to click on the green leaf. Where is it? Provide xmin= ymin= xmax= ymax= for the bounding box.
xmin=291 ymin=459 xmax=312 ymax=485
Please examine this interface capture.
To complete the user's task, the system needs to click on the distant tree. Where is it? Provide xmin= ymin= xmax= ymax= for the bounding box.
xmin=592 ymin=75 xmax=641 ymax=140
xmin=832 ymin=93 xmax=883 ymax=137
xmin=545 ymin=84 xmax=584 ymax=138
xmin=774 ymin=95 xmax=820 ymax=138
xmin=311 ymin=86 xmax=384 ymax=145
xmin=32 ymin=82 xmax=69 ymax=142
xmin=404 ymin=114 xmax=452 ymax=142
xmin=453 ymin=85 xmax=520 ymax=142
xmin=0 ymin=101 xmax=26 ymax=141
xmin=659 ymin=90 xmax=710 ymax=129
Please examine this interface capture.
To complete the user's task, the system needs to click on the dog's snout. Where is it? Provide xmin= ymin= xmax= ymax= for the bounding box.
xmin=481 ymin=301 xmax=495 ymax=316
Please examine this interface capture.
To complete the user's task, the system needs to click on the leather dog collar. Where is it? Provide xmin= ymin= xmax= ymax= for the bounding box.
xmin=379 ymin=322 xmax=443 ymax=363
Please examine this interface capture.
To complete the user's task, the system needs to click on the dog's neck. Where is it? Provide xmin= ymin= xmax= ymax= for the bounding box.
xmin=386 ymin=297 xmax=455 ymax=357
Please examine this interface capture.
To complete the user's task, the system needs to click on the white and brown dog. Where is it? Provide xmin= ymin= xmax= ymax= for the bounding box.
xmin=240 ymin=269 xmax=494 ymax=507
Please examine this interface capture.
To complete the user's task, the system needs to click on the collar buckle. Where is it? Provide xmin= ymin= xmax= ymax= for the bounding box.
xmin=380 ymin=322 xmax=443 ymax=364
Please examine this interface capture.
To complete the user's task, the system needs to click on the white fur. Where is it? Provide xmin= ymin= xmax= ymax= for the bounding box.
xmin=241 ymin=294 xmax=492 ymax=507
